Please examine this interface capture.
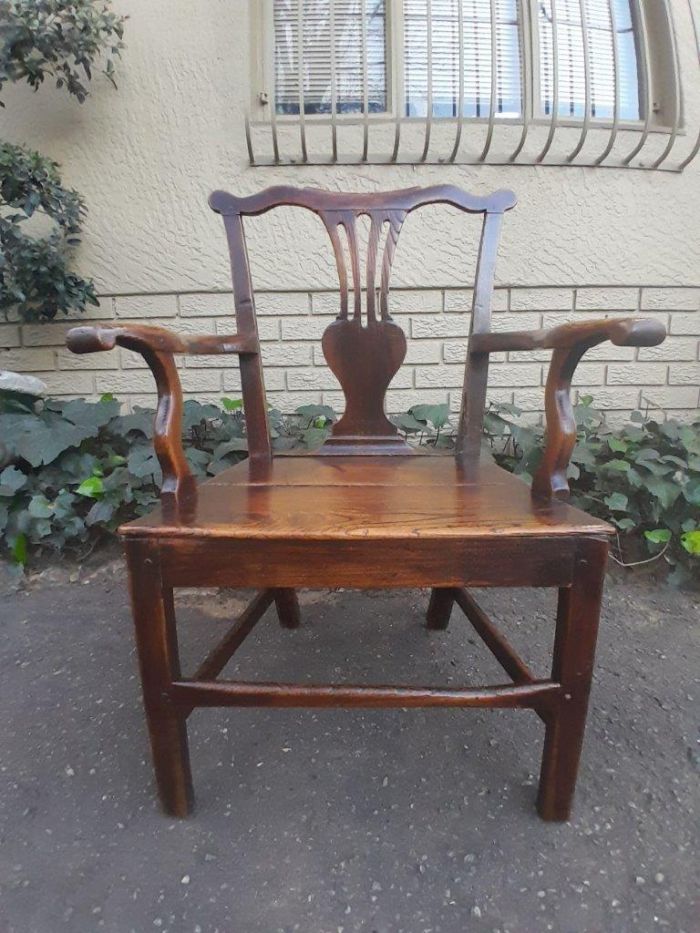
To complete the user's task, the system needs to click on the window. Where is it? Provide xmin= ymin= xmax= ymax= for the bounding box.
xmin=403 ymin=0 xmax=522 ymax=119
xmin=538 ymin=0 xmax=641 ymax=122
xmin=250 ymin=0 xmax=684 ymax=167
xmin=273 ymin=1 xmax=388 ymax=114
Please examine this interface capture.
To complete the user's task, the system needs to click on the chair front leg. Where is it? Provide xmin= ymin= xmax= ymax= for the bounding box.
xmin=125 ymin=538 xmax=194 ymax=817
xmin=537 ymin=537 xmax=608 ymax=821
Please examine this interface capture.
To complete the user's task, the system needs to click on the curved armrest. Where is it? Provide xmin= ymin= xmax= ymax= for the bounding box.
xmin=66 ymin=323 xmax=256 ymax=357
xmin=536 ymin=317 xmax=665 ymax=500
xmin=471 ymin=317 xmax=666 ymax=501
xmin=66 ymin=324 xmax=256 ymax=507
xmin=469 ymin=317 xmax=666 ymax=354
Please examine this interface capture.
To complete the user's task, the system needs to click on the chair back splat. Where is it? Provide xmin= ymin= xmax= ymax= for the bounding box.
xmin=209 ymin=185 xmax=517 ymax=460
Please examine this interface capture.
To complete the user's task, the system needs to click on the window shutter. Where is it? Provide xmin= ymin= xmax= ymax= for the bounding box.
xmin=274 ymin=0 xmax=387 ymax=114
xmin=403 ymin=0 xmax=523 ymax=119
xmin=538 ymin=0 xmax=641 ymax=121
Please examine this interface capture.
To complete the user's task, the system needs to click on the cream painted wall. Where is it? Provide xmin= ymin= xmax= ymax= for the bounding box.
xmin=1 ymin=0 xmax=699 ymax=418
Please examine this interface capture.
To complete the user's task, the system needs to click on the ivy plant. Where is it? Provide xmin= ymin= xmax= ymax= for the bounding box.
xmin=482 ymin=397 xmax=700 ymax=586
xmin=0 ymin=1 xmax=126 ymax=323
xmin=0 ymin=393 xmax=697 ymax=585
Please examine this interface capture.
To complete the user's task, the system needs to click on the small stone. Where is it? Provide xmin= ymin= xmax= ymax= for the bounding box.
xmin=635 ymin=876 xmax=645 ymax=886
xmin=471 ymin=906 xmax=482 ymax=918
xmin=181 ymin=875 xmax=190 ymax=885
xmin=654 ymin=872 xmax=665 ymax=884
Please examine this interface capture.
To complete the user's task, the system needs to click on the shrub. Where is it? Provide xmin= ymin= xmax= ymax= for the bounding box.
xmin=0 ymin=395 xmax=335 ymax=566
xmin=0 ymin=394 xmax=697 ymax=585
xmin=0 ymin=0 xmax=125 ymax=103
xmin=483 ymin=397 xmax=700 ymax=586
xmin=0 ymin=142 xmax=99 ymax=322
xmin=0 ymin=0 xmax=126 ymax=322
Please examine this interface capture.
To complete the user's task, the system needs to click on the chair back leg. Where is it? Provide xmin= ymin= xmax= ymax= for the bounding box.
xmin=273 ymin=588 xmax=301 ymax=629
xmin=537 ymin=537 xmax=608 ymax=821
xmin=426 ymin=588 xmax=455 ymax=630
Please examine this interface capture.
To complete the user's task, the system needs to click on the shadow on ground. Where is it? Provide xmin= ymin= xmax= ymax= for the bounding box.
xmin=1 ymin=565 xmax=698 ymax=932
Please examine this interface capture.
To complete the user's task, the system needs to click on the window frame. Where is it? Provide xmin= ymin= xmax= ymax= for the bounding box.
xmin=250 ymin=0 xmax=679 ymax=135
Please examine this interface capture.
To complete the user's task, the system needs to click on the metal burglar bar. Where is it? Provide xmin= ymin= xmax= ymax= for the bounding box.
xmin=246 ymin=0 xmax=700 ymax=171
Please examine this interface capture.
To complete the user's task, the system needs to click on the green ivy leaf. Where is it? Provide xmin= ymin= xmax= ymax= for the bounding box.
xmin=75 ymin=476 xmax=104 ymax=498
xmin=644 ymin=528 xmax=672 ymax=545
xmin=85 ymin=500 xmax=115 ymax=527
xmin=221 ymin=397 xmax=243 ymax=412
xmin=0 ymin=466 xmax=27 ymax=496
xmin=410 ymin=403 xmax=450 ymax=430
xmin=28 ymin=495 xmax=53 ymax=518
xmin=602 ymin=459 xmax=630 ymax=472
xmin=608 ymin=437 xmax=628 ymax=453
xmin=604 ymin=492 xmax=629 ymax=512
xmin=11 ymin=532 xmax=28 ymax=566
xmin=680 ymin=531 xmax=700 ymax=556
xmin=295 ymin=404 xmax=336 ymax=424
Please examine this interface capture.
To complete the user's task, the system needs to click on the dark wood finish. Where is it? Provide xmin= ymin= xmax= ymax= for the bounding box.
xmin=209 ymin=185 xmax=516 ymax=454
xmin=453 ymin=587 xmax=536 ymax=686
xmin=537 ymin=537 xmax=609 ymax=821
xmin=125 ymin=539 xmax=193 ymax=817
xmin=66 ymin=323 xmax=256 ymax=507
xmin=157 ymin=534 xmax=580 ymax=590
xmin=426 ymin=588 xmax=454 ymax=630
xmin=273 ymin=588 xmax=301 ymax=629
xmin=191 ymin=590 xmax=274 ymax=683
xmin=168 ymin=679 xmax=562 ymax=711
xmin=122 ymin=457 xmax=611 ymax=541
xmin=471 ymin=318 xmax=666 ymax=499
xmin=67 ymin=184 xmax=663 ymax=820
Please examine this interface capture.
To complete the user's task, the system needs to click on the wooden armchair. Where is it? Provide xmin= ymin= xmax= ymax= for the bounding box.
xmin=66 ymin=185 xmax=665 ymax=821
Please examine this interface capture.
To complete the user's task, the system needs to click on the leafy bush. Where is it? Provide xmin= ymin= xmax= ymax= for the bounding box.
xmin=0 ymin=394 xmax=336 ymax=565
xmin=0 ymin=142 xmax=99 ymax=322
xmin=483 ymin=397 xmax=700 ymax=585
xmin=0 ymin=0 xmax=125 ymax=103
xmin=0 ymin=393 xmax=697 ymax=585
xmin=1 ymin=1 xmax=126 ymax=322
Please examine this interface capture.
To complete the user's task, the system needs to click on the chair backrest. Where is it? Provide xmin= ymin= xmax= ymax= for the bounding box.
xmin=209 ymin=185 xmax=516 ymax=462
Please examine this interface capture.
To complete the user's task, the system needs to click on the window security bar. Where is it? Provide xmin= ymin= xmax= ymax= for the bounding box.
xmin=247 ymin=0 xmax=700 ymax=172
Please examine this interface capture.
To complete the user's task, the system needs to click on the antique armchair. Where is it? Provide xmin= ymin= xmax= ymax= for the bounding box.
xmin=66 ymin=185 xmax=665 ymax=821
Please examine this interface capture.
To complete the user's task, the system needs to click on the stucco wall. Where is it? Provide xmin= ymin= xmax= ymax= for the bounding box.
xmin=2 ymin=0 xmax=699 ymax=421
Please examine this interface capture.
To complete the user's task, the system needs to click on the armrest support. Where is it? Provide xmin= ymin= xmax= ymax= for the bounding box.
xmin=471 ymin=317 xmax=666 ymax=501
xmin=66 ymin=324 xmax=257 ymax=506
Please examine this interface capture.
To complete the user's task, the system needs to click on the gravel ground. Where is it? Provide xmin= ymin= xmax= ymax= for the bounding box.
xmin=0 ymin=561 xmax=698 ymax=933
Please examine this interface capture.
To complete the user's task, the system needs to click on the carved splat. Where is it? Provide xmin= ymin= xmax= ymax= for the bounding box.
xmin=208 ymin=185 xmax=518 ymax=459
xmin=319 ymin=209 xmax=408 ymax=452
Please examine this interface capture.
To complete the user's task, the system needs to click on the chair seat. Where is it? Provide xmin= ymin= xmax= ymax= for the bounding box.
xmin=122 ymin=454 xmax=613 ymax=540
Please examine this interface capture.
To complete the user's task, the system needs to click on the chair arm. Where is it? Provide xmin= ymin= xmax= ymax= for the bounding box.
xmin=65 ymin=323 xmax=257 ymax=357
xmin=469 ymin=317 xmax=666 ymax=354
xmin=66 ymin=324 xmax=256 ymax=506
xmin=471 ymin=317 xmax=666 ymax=501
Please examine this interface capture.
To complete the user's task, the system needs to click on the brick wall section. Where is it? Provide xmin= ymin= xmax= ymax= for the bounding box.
xmin=3 ymin=286 xmax=699 ymax=422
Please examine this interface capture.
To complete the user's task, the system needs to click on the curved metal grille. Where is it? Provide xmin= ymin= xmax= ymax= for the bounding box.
xmin=247 ymin=0 xmax=700 ymax=171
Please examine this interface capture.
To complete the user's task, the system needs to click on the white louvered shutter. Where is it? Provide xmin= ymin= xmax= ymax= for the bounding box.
xmin=273 ymin=0 xmax=388 ymax=114
xmin=538 ymin=0 xmax=641 ymax=121
xmin=403 ymin=0 xmax=523 ymax=118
